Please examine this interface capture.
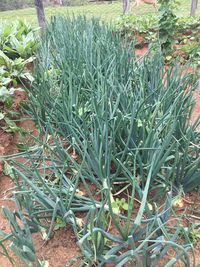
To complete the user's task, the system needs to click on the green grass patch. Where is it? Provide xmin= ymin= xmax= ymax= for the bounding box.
xmin=0 ymin=0 xmax=199 ymax=26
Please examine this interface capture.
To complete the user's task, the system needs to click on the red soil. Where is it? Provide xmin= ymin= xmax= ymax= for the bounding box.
xmin=135 ymin=44 xmax=148 ymax=57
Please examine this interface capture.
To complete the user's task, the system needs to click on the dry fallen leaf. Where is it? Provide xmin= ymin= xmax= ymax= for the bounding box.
xmin=76 ymin=218 xmax=84 ymax=227
xmin=172 ymin=198 xmax=184 ymax=209
xmin=147 ymin=203 xmax=153 ymax=211
xmin=76 ymin=189 xmax=85 ymax=196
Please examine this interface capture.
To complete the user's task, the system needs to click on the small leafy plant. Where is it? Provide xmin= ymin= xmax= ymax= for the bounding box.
xmin=0 ymin=20 xmax=37 ymax=133
xmin=0 ymin=20 xmax=38 ymax=59
xmin=158 ymin=0 xmax=180 ymax=56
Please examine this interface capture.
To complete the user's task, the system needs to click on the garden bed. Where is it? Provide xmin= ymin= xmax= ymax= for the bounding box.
xmin=0 ymin=138 xmax=200 ymax=266
xmin=0 ymin=17 xmax=200 ymax=266
xmin=117 ymin=14 xmax=200 ymax=67
xmin=0 ymin=61 xmax=200 ymax=267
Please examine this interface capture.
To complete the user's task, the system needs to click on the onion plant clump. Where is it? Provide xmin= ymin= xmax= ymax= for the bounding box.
xmin=1 ymin=16 xmax=199 ymax=266
xmin=30 ymin=16 xmax=199 ymax=193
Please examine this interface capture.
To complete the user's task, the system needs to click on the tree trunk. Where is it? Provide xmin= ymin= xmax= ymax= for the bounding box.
xmin=54 ymin=0 xmax=64 ymax=5
xmin=123 ymin=0 xmax=129 ymax=14
xmin=34 ymin=0 xmax=46 ymax=29
xmin=190 ymin=0 xmax=198 ymax=16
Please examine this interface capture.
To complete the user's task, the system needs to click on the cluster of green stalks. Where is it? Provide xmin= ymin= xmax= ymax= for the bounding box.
xmin=0 ymin=16 xmax=200 ymax=266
